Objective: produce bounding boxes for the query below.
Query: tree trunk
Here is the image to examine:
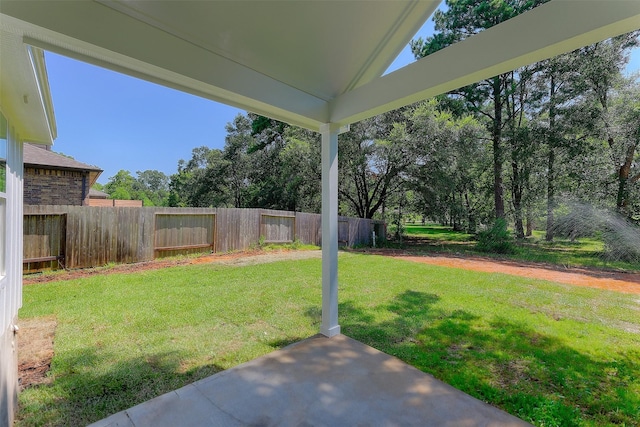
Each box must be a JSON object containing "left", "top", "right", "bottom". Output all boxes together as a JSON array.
[
  {"left": 507, "top": 72, "right": 524, "bottom": 239},
  {"left": 526, "top": 210, "right": 533, "bottom": 237},
  {"left": 451, "top": 191, "right": 461, "bottom": 231},
  {"left": 616, "top": 143, "right": 636, "bottom": 214},
  {"left": 545, "top": 75, "right": 556, "bottom": 242},
  {"left": 545, "top": 146, "right": 555, "bottom": 241},
  {"left": 512, "top": 159, "right": 525, "bottom": 239},
  {"left": 465, "top": 192, "right": 476, "bottom": 234},
  {"left": 492, "top": 76, "right": 505, "bottom": 220},
  {"left": 395, "top": 195, "right": 404, "bottom": 241}
]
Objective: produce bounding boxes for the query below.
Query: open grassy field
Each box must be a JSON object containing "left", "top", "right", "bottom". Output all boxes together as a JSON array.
[
  {"left": 18, "top": 253, "right": 640, "bottom": 426},
  {"left": 399, "top": 223, "right": 640, "bottom": 272}
]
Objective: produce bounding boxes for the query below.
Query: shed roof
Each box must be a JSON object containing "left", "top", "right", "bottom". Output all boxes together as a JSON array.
[
  {"left": 89, "top": 188, "right": 109, "bottom": 198},
  {"left": 2, "top": 1, "right": 638, "bottom": 132}
]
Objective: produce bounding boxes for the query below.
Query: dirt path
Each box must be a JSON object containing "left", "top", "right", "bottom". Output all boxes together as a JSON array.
[
  {"left": 23, "top": 250, "right": 323, "bottom": 285},
  {"left": 381, "top": 252, "right": 640, "bottom": 295}
]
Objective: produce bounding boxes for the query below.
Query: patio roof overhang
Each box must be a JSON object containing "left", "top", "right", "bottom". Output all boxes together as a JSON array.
[
  {"left": 2, "top": 1, "right": 639, "bottom": 132},
  {"left": 1, "top": 0, "right": 639, "bottom": 337}
]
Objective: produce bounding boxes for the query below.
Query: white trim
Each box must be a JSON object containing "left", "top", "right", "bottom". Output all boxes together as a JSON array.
[
  {"left": 320, "top": 123, "right": 340, "bottom": 338},
  {"left": 0, "top": 112, "right": 23, "bottom": 334},
  {"left": 26, "top": 45, "right": 57, "bottom": 141}
]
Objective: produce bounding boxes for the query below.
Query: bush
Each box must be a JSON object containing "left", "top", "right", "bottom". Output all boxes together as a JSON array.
[{"left": 476, "top": 218, "right": 515, "bottom": 254}]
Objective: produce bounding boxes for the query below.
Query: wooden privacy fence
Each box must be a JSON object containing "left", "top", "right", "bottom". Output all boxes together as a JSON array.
[{"left": 23, "top": 206, "right": 385, "bottom": 272}]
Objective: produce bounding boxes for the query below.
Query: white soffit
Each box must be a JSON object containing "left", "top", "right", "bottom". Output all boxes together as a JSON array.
[
  {"left": 0, "top": 23, "right": 55, "bottom": 144},
  {"left": 0, "top": 0, "right": 437, "bottom": 130},
  {"left": 0, "top": 0, "right": 639, "bottom": 131},
  {"left": 331, "top": 0, "right": 640, "bottom": 125},
  {"left": 99, "top": 0, "right": 438, "bottom": 99}
]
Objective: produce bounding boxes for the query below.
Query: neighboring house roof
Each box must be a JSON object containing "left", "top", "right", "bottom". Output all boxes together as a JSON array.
[
  {"left": 24, "top": 143, "right": 101, "bottom": 171},
  {"left": 89, "top": 188, "right": 109, "bottom": 199},
  {"left": 24, "top": 143, "right": 103, "bottom": 187}
]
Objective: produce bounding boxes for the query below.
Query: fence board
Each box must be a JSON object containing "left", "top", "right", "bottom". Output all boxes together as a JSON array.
[
  {"left": 338, "top": 220, "right": 349, "bottom": 245},
  {"left": 261, "top": 214, "right": 295, "bottom": 243},
  {"left": 295, "top": 212, "right": 322, "bottom": 246},
  {"left": 23, "top": 213, "right": 66, "bottom": 272},
  {"left": 216, "top": 208, "right": 262, "bottom": 252},
  {"left": 154, "top": 213, "right": 215, "bottom": 257}
]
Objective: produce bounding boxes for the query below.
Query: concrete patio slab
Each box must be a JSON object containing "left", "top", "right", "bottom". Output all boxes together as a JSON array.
[{"left": 89, "top": 334, "right": 532, "bottom": 427}]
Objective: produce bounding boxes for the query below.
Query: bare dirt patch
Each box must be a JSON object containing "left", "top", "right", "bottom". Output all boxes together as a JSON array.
[
  {"left": 18, "top": 316, "right": 57, "bottom": 390},
  {"left": 356, "top": 248, "right": 640, "bottom": 295},
  {"left": 193, "top": 250, "right": 322, "bottom": 267},
  {"left": 23, "top": 249, "right": 322, "bottom": 285},
  {"left": 400, "top": 254, "right": 640, "bottom": 294}
]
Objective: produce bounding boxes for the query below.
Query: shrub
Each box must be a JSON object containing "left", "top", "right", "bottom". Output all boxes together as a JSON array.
[{"left": 476, "top": 218, "right": 515, "bottom": 254}]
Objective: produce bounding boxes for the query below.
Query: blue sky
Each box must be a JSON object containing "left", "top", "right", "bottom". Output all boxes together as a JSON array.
[{"left": 45, "top": 22, "right": 639, "bottom": 185}]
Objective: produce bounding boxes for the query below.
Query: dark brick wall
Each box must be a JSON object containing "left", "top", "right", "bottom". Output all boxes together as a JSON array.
[{"left": 24, "top": 167, "right": 89, "bottom": 206}]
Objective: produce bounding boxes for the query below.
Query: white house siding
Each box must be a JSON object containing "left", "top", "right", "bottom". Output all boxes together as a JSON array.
[{"left": 0, "top": 114, "right": 24, "bottom": 427}]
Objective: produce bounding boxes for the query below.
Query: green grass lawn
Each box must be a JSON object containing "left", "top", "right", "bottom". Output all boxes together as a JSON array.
[
  {"left": 400, "top": 223, "right": 640, "bottom": 272},
  {"left": 18, "top": 254, "right": 640, "bottom": 426}
]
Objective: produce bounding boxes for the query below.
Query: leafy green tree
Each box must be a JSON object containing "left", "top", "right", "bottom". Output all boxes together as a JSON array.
[
  {"left": 279, "top": 127, "right": 322, "bottom": 212},
  {"left": 223, "top": 114, "right": 252, "bottom": 208},
  {"left": 249, "top": 114, "right": 289, "bottom": 154},
  {"left": 411, "top": 0, "right": 547, "bottom": 223},
  {"left": 104, "top": 169, "right": 136, "bottom": 200},
  {"left": 528, "top": 55, "right": 576, "bottom": 239},
  {"left": 606, "top": 79, "right": 640, "bottom": 216},
  {"left": 136, "top": 169, "right": 169, "bottom": 206},
  {"left": 406, "top": 100, "right": 489, "bottom": 233},
  {"left": 243, "top": 113, "right": 321, "bottom": 211},
  {"left": 168, "top": 146, "right": 229, "bottom": 207},
  {"left": 338, "top": 111, "right": 415, "bottom": 219},
  {"left": 580, "top": 32, "right": 640, "bottom": 216}
]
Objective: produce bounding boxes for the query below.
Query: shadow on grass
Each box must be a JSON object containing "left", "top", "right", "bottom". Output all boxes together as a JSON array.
[
  {"left": 340, "top": 290, "right": 640, "bottom": 426},
  {"left": 18, "top": 290, "right": 638, "bottom": 426},
  {"left": 19, "top": 327, "right": 319, "bottom": 427},
  {"left": 18, "top": 348, "right": 227, "bottom": 426}
]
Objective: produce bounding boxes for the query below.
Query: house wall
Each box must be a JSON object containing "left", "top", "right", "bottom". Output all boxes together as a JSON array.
[
  {"left": 0, "top": 112, "right": 23, "bottom": 427},
  {"left": 24, "top": 167, "right": 89, "bottom": 206}
]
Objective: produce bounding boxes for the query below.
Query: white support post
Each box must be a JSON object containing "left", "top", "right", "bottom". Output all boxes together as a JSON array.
[{"left": 320, "top": 123, "right": 340, "bottom": 337}]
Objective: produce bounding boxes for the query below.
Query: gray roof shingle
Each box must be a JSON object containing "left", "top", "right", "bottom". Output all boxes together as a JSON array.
[{"left": 24, "top": 143, "right": 102, "bottom": 172}]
